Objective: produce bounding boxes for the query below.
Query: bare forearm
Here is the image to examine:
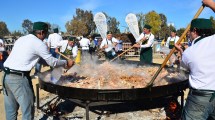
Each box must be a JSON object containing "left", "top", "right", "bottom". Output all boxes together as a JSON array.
[{"left": 203, "top": 0, "right": 215, "bottom": 12}]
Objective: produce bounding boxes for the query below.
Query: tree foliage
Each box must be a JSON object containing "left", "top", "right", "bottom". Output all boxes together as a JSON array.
[
  {"left": 102, "top": 12, "right": 120, "bottom": 34},
  {"left": 65, "top": 8, "right": 96, "bottom": 36},
  {"left": 210, "top": 16, "right": 215, "bottom": 33},
  {"left": 144, "top": 11, "right": 162, "bottom": 36},
  {"left": 22, "top": 19, "right": 33, "bottom": 34},
  {"left": 136, "top": 13, "right": 145, "bottom": 33},
  {"left": 66, "top": 19, "right": 88, "bottom": 36},
  {"left": 11, "top": 30, "right": 23, "bottom": 37},
  {"left": 0, "top": 21, "right": 10, "bottom": 38}
]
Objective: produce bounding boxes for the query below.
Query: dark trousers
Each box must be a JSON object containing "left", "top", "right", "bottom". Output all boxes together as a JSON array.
[
  {"left": 50, "top": 48, "right": 59, "bottom": 58},
  {"left": 182, "top": 89, "right": 215, "bottom": 120}
]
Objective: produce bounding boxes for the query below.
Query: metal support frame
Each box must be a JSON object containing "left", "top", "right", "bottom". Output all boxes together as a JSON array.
[
  {"left": 36, "top": 82, "right": 186, "bottom": 120},
  {"left": 36, "top": 84, "right": 40, "bottom": 109},
  {"left": 68, "top": 98, "right": 124, "bottom": 120},
  {"left": 0, "top": 85, "right": 3, "bottom": 94}
]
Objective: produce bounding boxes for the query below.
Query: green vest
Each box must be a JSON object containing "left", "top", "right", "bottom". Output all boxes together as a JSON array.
[
  {"left": 140, "top": 33, "right": 152, "bottom": 64},
  {"left": 169, "top": 37, "right": 176, "bottom": 49},
  {"left": 63, "top": 44, "right": 73, "bottom": 56}
]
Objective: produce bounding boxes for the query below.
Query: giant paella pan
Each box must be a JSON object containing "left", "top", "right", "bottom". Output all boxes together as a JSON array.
[{"left": 38, "top": 60, "right": 189, "bottom": 101}]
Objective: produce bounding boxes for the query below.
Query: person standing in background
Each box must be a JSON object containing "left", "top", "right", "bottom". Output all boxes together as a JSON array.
[
  {"left": 165, "top": 29, "right": 180, "bottom": 67},
  {"left": 79, "top": 34, "right": 90, "bottom": 62},
  {"left": 88, "top": 35, "right": 97, "bottom": 60},
  {"left": 55, "top": 37, "right": 78, "bottom": 60},
  {"left": 100, "top": 31, "right": 118, "bottom": 60},
  {"left": 133, "top": 24, "right": 155, "bottom": 64},
  {"left": 114, "top": 34, "right": 124, "bottom": 59},
  {"left": 0, "top": 38, "right": 5, "bottom": 71},
  {"left": 47, "top": 28, "right": 63, "bottom": 59},
  {"left": 0, "top": 38, "right": 9, "bottom": 72}
]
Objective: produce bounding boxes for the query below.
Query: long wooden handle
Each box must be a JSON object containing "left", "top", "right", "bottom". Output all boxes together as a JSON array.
[
  {"left": 146, "top": 4, "right": 205, "bottom": 88},
  {"left": 57, "top": 52, "right": 71, "bottom": 60},
  {"left": 110, "top": 45, "right": 136, "bottom": 62}
]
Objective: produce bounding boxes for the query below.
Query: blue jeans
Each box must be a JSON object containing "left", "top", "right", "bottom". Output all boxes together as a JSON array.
[
  {"left": 182, "top": 90, "right": 215, "bottom": 120},
  {"left": 34, "top": 63, "right": 41, "bottom": 75},
  {"left": 50, "top": 48, "right": 59, "bottom": 58},
  {"left": 2, "top": 72, "right": 35, "bottom": 120}
]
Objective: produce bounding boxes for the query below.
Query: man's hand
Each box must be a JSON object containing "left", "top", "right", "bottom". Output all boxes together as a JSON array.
[
  {"left": 103, "top": 45, "right": 108, "bottom": 49},
  {"left": 202, "top": 0, "right": 215, "bottom": 12},
  {"left": 202, "top": 0, "right": 213, "bottom": 6},
  {"left": 133, "top": 44, "right": 141, "bottom": 48},
  {"left": 55, "top": 48, "right": 59, "bottom": 53},
  {"left": 141, "top": 36, "right": 148, "bottom": 42},
  {"left": 65, "top": 59, "right": 75, "bottom": 69}
]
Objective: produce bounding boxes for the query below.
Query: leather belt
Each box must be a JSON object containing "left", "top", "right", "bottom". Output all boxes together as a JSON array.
[
  {"left": 190, "top": 88, "right": 215, "bottom": 102},
  {"left": 190, "top": 89, "right": 213, "bottom": 96},
  {"left": 2, "top": 67, "right": 30, "bottom": 96},
  {"left": 4, "top": 67, "right": 30, "bottom": 77}
]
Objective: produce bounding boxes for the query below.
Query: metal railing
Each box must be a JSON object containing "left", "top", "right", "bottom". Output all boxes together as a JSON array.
[{"left": 122, "top": 42, "right": 188, "bottom": 58}]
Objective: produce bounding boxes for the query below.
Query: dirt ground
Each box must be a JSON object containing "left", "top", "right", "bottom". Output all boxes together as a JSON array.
[{"left": 0, "top": 54, "right": 189, "bottom": 120}]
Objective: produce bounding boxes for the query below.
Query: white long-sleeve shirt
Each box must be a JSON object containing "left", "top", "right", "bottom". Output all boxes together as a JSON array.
[
  {"left": 100, "top": 37, "right": 118, "bottom": 52},
  {"left": 79, "top": 37, "right": 90, "bottom": 50},
  {"left": 57, "top": 40, "right": 78, "bottom": 58},
  {"left": 47, "top": 33, "right": 63, "bottom": 48},
  {"left": 165, "top": 36, "right": 179, "bottom": 47},
  {"left": 0, "top": 39, "right": 5, "bottom": 52},
  {"left": 136, "top": 33, "right": 155, "bottom": 48},
  {"left": 181, "top": 34, "right": 215, "bottom": 91},
  {"left": 4, "top": 34, "right": 66, "bottom": 71}
]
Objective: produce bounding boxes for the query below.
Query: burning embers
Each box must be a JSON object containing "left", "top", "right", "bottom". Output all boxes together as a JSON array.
[{"left": 40, "top": 62, "right": 187, "bottom": 89}]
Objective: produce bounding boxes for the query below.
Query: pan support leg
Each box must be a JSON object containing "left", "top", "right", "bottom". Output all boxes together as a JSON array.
[
  {"left": 0, "top": 85, "right": 2, "bottom": 94},
  {"left": 36, "top": 84, "right": 40, "bottom": 109},
  {"left": 180, "top": 91, "right": 184, "bottom": 113},
  {"left": 85, "top": 100, "right": 90, "bottom": 120}
]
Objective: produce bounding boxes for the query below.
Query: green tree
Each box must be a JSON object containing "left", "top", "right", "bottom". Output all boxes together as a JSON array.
[
  {"left": 136, "top": 13, "right": 145, "bottom": 33},
  {"left": 0, "top": 21, "right": 10, "bottom": 38},
  {"left": 66, "top": 19, "right": 88, "bottom": 36},
  {"left": 22, "top": 19, "right": 33, "bottom": 34},
  {"left": 157, "top": 13, "right": 169, "bottom": 39},
  {"left": 210, "top": 16, "right": 215, "bottom": 30},
  {"left": 177, "top": 28, "right": 185, "bottom": 37},
  {"left": 65, "top": 8, "right": 96, "bottom": 36},
  {"left": 107, "top": 17, "right": 120, "bottom": 34},
  {"left": 144, "top": 11, "right": 162, "bottom": 36},
  {"left": 11, "top": 30, "right": 23, "bottom": 37},
  {"left": 103, "top": 12, "right": 120, "bottom": 34}
]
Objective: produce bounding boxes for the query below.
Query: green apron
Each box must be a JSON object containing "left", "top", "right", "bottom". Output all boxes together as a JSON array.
[
  {"left": 169, "top": 39, "right": 175, "bottom": 49},
  {"left": 140, "top": 39, "right": 153, "bottom": 64},
  {"left": 62, "top": 44, "right": 73, "bottom": 59},
  {"left": 105, "top": 50, "right": 115, "bottom": 60}
]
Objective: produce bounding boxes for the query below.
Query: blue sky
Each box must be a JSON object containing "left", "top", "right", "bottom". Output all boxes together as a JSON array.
[{"left": 0, "top": 0, "right": 214, "bottom": 33}]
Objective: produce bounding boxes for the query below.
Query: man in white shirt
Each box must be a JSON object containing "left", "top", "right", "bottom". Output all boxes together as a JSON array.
[
  {"left": 79, "top": 34, "right": 90, "bottom": 62},
  {"left": 165, "top": 30, "right": 180, "bottom": 67},
  {"left": 2, "top": 22, "right": 74, "bottom": 120},
  {"left": 133, "top": 24, "right": 155, "bottom": 64},
  {"left": 179, "top": 18, "right": 215, "bottom": 119},
  {"left": 47, "top": 28, "right": 63, "bottom": 58},
  {"left": 100, "top": 31, "right": 118, "bottom": 60},
  {"left": 56, "top": 37, "right": 78, "bottom": 60},
  {"left": 0, "top": 38, "right": 5, "bottom": 71}
]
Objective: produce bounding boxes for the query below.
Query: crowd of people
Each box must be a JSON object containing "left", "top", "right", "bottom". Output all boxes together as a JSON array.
[{"left": 1, "top": 0, "right": 215, "bottom": 119}]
